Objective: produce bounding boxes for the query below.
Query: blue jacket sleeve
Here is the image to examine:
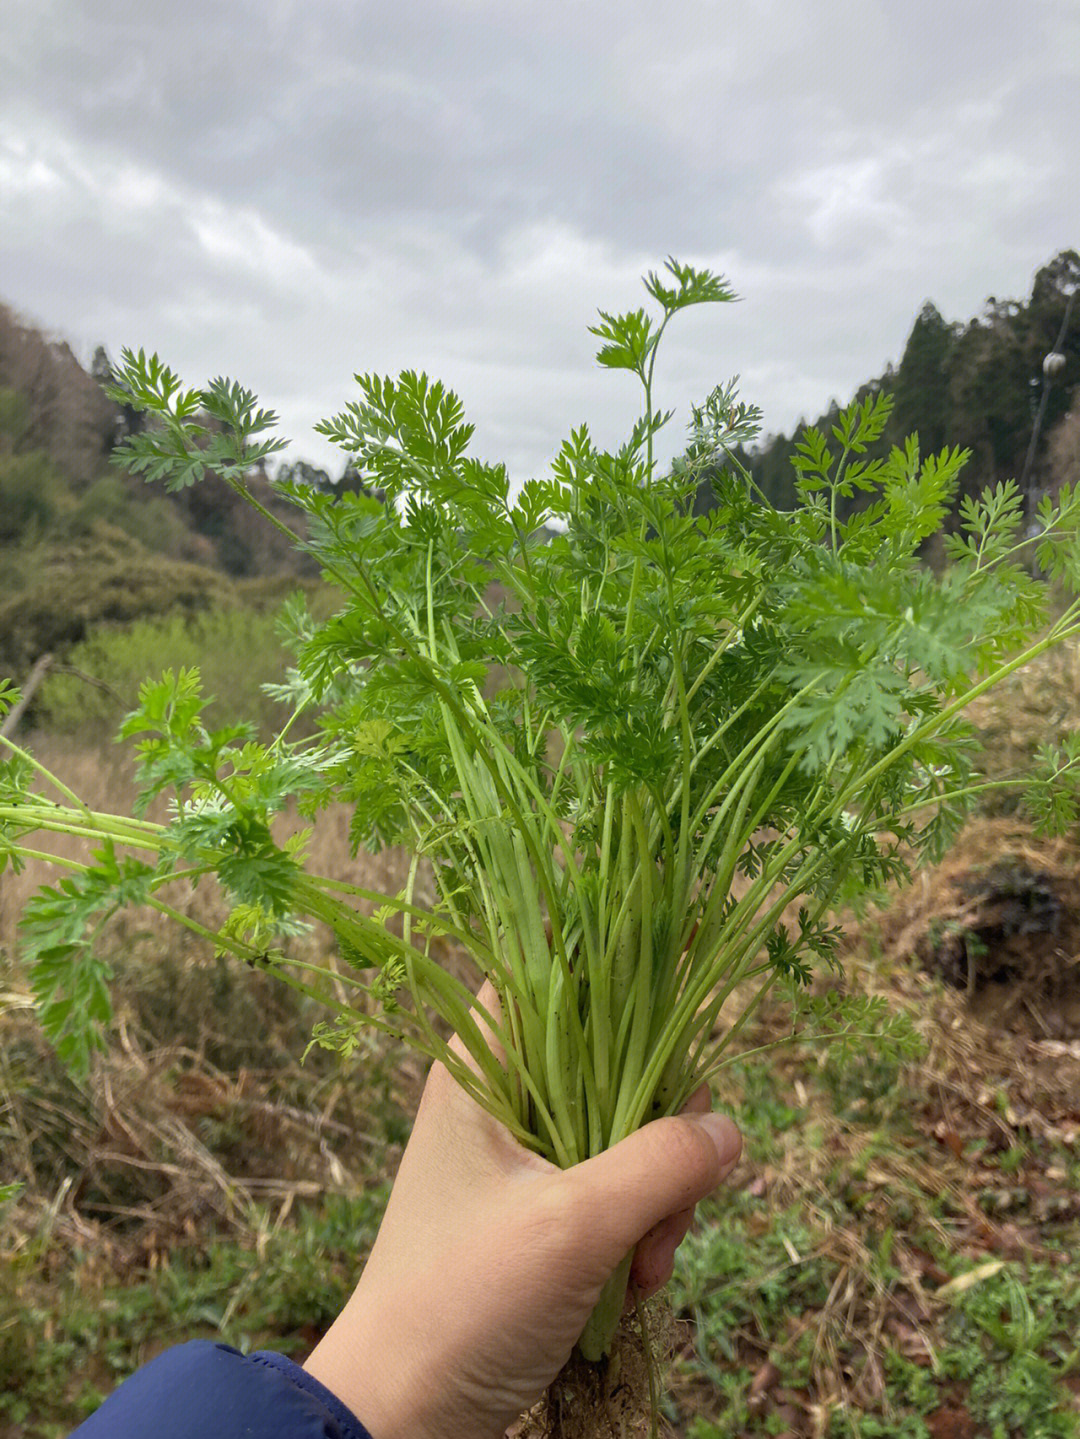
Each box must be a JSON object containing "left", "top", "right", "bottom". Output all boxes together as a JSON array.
[{"left": 67, "top": 1340, "right": 374, "bottom": 1439}]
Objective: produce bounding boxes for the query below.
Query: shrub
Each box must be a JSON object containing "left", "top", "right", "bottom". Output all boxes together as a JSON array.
[
  {"left": 0, "top": 450, "right": 71, "bottom": 546},
  {"left": 65, "top": 474, "right": 203, "bottom": 560},
  {"left": 36, "top": 604, "right": 295, "bottom": 740},
  {"left": 0, "top": 525, "right": 239, "bottom": 679}
]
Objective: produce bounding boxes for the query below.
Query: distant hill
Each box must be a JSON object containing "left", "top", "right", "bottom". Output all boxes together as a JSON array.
[
  {"left": 0, "top": 303, "right": 330, "bottom": 680},
  {"left": 0, "top": 300, "right": 327, "bottom": 577}
]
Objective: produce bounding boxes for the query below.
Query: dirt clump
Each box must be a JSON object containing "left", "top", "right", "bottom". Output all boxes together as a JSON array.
[{"left": 878, "top": 818, "right": 1080, "bottom": 1041}]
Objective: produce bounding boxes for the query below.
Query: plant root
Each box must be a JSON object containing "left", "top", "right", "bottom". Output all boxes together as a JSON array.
[{"left": 511, "top": 1297, "right": 681, "bottom": 1439}]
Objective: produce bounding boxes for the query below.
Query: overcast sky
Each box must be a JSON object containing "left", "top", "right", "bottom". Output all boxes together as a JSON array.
[{"left": 3, "top": 0, "right": 1078, "bottom": 480}]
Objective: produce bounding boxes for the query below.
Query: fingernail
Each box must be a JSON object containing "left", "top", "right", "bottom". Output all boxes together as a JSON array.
[{"left": 690, "top": 1112, "right": 742, "bottom": 1170}]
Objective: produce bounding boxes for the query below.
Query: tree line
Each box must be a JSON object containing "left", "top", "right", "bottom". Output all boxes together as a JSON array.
[{"left": 712, "top": 250, "right": 1079, "bottom": 525}]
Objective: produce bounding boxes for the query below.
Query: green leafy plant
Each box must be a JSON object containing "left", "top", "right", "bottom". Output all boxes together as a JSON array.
[
  {"left": 5, "top": 260, "right": 1080, "bottom": 1368},
  {"left": 944, "top": 1264, "right": 1080, "bottom": 1438}
]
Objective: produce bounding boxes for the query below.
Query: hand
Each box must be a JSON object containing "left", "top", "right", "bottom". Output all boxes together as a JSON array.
[{"left": 303, "top": 985, "right": 741, "bottom": 1439}]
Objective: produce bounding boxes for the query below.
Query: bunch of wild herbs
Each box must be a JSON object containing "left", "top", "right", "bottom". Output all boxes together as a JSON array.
[{"left": 4, "top": 260, "right": 1080, "bottom": 1358}]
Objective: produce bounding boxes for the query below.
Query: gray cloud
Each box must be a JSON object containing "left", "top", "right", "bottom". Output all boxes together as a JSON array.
[{"left": 2, "top": 0, "right": 1076, "bottom": 478}]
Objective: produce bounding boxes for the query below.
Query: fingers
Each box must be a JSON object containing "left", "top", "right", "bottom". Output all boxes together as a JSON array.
[
  {"left": 628, "top": 1205, "right": 695, "bottom": 1303},
  {"left": 441, "top": 981, "right": 743, "bottom": 1287},
  {"left": 440, "top": 978, "right": 509, "bottom": 1081},
  {"left": 566, "top": 1108, "right": 742, "bottom": 1277},
  {"left": 628, "top": 1085, "right": 729, "bottom": 1300},
  {"left": 681, "top": 1083, "right": 712, "bottom": 1116},
  {"left": 451, "top": 978, "right": 505, "bottom": 1053}
]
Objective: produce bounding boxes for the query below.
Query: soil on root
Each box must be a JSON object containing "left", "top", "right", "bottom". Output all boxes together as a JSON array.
[{"left": 510, "top": 1300, "right": 680, "bottom": 1439}]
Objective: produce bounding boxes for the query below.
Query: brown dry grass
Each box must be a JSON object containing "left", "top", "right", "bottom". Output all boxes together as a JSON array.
[
  {"left": 876, "top": 815, "right": 1080, "bottom": 1038},
  {"left": 1, "top": 733, "right": 430, "bottom": 1271},
  {"left": 965, "top": 633, "right": 1080, "bottom": 809}
]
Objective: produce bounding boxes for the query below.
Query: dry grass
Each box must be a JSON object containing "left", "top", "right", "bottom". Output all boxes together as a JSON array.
[
  {"left": 965, "top": 633, "right": 1080, "bottom": 810},
  {"left": 1, "top": 733, "right": 430, "bottom": 1273}
]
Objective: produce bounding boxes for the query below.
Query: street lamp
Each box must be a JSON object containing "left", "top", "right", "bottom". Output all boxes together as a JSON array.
[
  {"left": 1043, "top": 351, "right": 1068, "bottom": 379},
  {"left": 1021, "top": 289, "right": 1076, "bottom": 523}
]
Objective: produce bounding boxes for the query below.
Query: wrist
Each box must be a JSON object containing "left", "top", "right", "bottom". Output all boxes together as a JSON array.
[{"left": 302, "top": 1289, "right": 457, "bottom": 1439}]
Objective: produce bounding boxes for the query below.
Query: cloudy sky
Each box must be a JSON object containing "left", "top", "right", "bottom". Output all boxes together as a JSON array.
[{"left": 3, "top": 0, "right": 1077, "bottom": 479}]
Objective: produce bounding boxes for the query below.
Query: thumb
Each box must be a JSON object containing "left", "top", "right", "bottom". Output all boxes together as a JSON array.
[{"left": 563, "top": 1111, "right": 742, "bottom": 1274}]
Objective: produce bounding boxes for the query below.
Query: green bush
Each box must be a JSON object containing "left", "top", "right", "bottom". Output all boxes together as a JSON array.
[
  {"left": 66, "top": 474, "right": 199, "bottom": 558},
  {"left": 0, "top": 524, "right": 241, "bottom": 678},
  {"left": 0, "top": 450, "right": 71, "bottom": 546},
  {"left": 38, "top": 604, "right": 297, "bottom": 739}
]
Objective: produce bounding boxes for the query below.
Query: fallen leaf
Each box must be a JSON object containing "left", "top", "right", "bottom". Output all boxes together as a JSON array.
[
  {"left": 936, "top": 1259, "right": 1005, "bottom": 1298},
  {"left": 748, "top": 1361, "right": 781, "bottom": 1406},
  {"left": 906, "top": 1245, "right": 949, "bottom": 1286},
  {"left": 933, "top": 1123, "right": 966, "bottom": 1160},
  {"left": 773, "top": 1388, "right": 812, "bottom": 1409}
]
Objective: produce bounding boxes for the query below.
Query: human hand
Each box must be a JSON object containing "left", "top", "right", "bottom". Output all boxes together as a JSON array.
[{"left": 303, "top": 985, "right": 741, "bottom": 1439}]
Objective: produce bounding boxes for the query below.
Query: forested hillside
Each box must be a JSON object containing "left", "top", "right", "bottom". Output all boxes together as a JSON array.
[
  {"left": 718, "top": 249, "right": 1080, "bottom": 523},
  {"left": 0, "top": 303, "right": 331, "bottom": 693}
]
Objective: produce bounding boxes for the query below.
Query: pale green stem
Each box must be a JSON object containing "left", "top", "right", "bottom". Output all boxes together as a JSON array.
[
  {"left": 0, "top": 737, "right": 96, "bottom": 816},
  {"left": 0, "top": 810, "right": 164, "bottom": 852}
]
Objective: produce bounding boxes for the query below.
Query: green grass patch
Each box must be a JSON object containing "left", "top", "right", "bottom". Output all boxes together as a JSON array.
[
  {"left": 666, "top": 1042, "right": 1080, "bottom": 1438},
  {"left": 0, "top": 1189, "right": 388, "bottom": 1438},
  {"left": 36, "top": 604, "right": 296, "bottom": 741}
]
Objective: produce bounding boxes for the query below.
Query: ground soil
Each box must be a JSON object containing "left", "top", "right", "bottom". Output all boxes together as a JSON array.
[{"left": 878, "top": 816, "right": 1080, "bottom": 1043}]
